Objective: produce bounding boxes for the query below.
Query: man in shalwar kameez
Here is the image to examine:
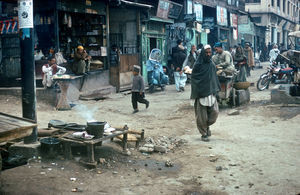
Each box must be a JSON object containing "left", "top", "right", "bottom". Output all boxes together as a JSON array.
[{"left": 191, "top": 45, "right": 221, "bottom": 142}]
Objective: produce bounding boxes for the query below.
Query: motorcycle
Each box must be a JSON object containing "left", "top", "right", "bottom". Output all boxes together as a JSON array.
[
  {"left": 146, "top": 49, "right": 169, "bottom": 93},
  {"left": 256, "top": 61, "right": 295, "bottom": 91}
]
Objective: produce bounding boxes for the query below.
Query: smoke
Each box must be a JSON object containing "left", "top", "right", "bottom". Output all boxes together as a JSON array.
[{"left": 74, "top": 104, "right": 97, "bottom": 122}]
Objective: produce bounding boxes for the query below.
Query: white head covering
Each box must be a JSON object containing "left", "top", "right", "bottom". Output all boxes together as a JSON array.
[{"left": 204, "top": 45, "right": 211, "bottom": 50}]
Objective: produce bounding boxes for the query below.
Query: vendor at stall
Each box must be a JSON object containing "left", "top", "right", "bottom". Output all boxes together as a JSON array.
[
  {"left": 72, "top": 46, "right": 91, "bottom": 75},
  {"left": 42, "top": 57, "right": 66, "bottom": 88},
  {"left": 212, "top": 42, "right": 235, "bottom": 75}
]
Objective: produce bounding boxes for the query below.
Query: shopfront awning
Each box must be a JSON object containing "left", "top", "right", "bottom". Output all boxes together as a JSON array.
[
  {"left": 149, "top": 16, "right": 174, "bottom": 24},
  {"left": 121, "top": 0, "right": 153, "bottom": 9}
]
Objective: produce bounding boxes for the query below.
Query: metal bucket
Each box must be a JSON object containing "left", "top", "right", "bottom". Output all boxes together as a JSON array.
[
  {"left": 40, "top": 137, "right": 60, "bottom": 159},
  {"left": 86, "top": 122, "right": 105, "bottom": 138}
]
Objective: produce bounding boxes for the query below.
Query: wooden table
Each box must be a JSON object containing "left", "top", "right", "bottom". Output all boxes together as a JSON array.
[
  {"left": 53, "top": 75, "right": 82, "bottom": 111},
  {"left": 58, "top": 127, "right": 129, "bottom": 167},
  {"left": 0, "top": 112, "right": 37, "bottom": 170},
  {"left": 0, "top": 112, "right": 37, "bottom": 143}
]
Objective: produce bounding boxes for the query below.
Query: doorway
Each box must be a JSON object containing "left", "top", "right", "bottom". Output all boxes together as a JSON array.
[{"left": 150, "top": 38, "right": 157, "bottom": 51}]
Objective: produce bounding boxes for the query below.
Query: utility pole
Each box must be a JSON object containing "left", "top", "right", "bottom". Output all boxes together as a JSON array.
[{"left": 18, "top": 0, "right": 37, "bottom": 144}]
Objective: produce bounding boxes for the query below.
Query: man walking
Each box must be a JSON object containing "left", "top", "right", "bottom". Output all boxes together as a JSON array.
[{"left": 191, "top": 45, "right": 221, "bottom": 142}]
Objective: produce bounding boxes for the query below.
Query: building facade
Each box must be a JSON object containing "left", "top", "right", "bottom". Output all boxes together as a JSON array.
[{"left": 245, "top": 0, "right": 300, "bottom": 49}]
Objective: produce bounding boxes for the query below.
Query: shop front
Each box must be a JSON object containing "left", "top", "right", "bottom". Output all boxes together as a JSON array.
[
  {"left": 109, "top": 2, "right": 152, "bottom": 92},
  {"left": 0, "top": 0, "right": 113, "bottom": 100},
  {"left": 141, "top": 18, "right": 171, "bottom": 83}
]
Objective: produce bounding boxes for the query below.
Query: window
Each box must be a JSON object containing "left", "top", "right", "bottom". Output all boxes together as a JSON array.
[
  {"left": 245, "top": 0, "right": 261, "bottom": 3},
  {"left": 283, "top": 0, "right": 286, "bottom": 13},
  {"left": 277, "top": 0, "right": 280, "bottom": 8},
  {"left": 288, "top": 1, "right": 290, "bottom": 14},
  {"left": 252, "top": 17, "right": 262, "bottom": 23},
  {"left": 271, "top": 0, "right": 274, "bottom": 7}
]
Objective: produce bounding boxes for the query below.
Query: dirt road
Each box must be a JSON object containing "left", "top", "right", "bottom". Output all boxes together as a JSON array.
[{"left": 0, "top": 62, "right": 299, "bottom": 195}]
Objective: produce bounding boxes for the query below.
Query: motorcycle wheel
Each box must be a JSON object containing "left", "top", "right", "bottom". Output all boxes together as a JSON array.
[{"left": 257, "top": 74, "right": 270, "bottom": 91}]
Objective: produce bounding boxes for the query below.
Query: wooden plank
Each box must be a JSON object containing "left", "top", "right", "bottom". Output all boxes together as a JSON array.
[
  {"left": 119, "top": 54, "right": 139, "bottom": 73},
  {"left": 0, "top": 127, "right": 34, "bottom": 143},
  {"left": 0, "top": 112, "right": 36, "bottom": 123}
]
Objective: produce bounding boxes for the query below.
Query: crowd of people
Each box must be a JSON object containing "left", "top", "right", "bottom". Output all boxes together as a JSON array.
[
  {"left": 132, "top": 40, "right": 260, "bottom": 142},
  {"left": 41, "top": 41, "right": 284, "bottom": 142}
]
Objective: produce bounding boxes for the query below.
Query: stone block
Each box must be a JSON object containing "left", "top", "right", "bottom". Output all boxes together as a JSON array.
[
  {"left": 271, "top": 87, "right": 300, "bottom": 104},
  {"left": 236, "top": 89, "right": 250, "bottom": 106},
  {"left": 8, "top": 141, "right": 41, "bottom": 159}
]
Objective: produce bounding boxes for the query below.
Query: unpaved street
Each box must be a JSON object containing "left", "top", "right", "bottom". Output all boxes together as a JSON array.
[{"left": 0, "top": 63, "right": 300, "bottom": 195}]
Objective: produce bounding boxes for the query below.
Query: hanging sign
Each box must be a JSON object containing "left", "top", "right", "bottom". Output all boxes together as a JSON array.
[
  {"left": 194, "top": 3, "right": 203, "bottom": 22},
  {"left": 187, "top": 0, "right": 193, "bottom": 14},
  {"left": 230, "top": 13, "right": 238, "bottom": 28},
  {"left": 157, "top": 0, "right": 170, "bottom": 19},
  {"left": 18, "top": 0, "right": 33, "bottom": 29},
  {"left": 216, "top": 6, "right": 228, "bottom": 26}
]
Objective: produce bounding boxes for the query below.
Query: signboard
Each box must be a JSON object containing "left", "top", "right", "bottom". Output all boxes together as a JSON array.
[
  {"left": 202, "top": 17, "right": 214, "bottom": 29},
  {"left": 230, "top": 13, "right": 238, "bottom": 28},
  {"left": 157, "top": 0, "right": 170, "bottom": 19},
  {"left": 194, "top": 3, "right": 203, "bottom": 22},
  {"left": 216, "top": 6, "right": 227, "bottom": 26},
  {"left": 168, "top": 1, "right": 183, "bottom": 19},
  {"left": 18, "top": 0, "right": 33, "bottom": 29},
  {"left": 233, "top": 28, "right": 238, "bottom": 40},
  {"left": 238, "top": 15, "right": 248, "bottom": 25},
  {"left": 187, "top": 0, "right": 193, "bottom": 14},
  {"left": 196, "top": 23, "right": 202, "bottom": 32},
  {"left": 238, "top": 22, "right": 255, "bottom": 35}
]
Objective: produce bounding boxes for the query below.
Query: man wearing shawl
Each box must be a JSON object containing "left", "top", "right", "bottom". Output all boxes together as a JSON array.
[
  {"left": 191, "top": 45, "right": 221, "bottom": 142},
  {"left": 234, "top": 46, "right": 247, "bottom": 82},
  {"left": 243, "top": 43, "right": 255, "bottom": 77},
  {"left": 212, "top": 42, "right": 235, "bottom": 75}
]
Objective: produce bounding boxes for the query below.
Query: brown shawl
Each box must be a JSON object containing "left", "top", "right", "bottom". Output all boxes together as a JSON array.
[{"left": 244, "top": 47, "right": 254, "bottom": 67}]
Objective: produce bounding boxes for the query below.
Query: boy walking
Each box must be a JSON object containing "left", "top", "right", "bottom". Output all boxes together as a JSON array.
[{"left": 132, "top": 65, "right": 149, "bottom": 113}]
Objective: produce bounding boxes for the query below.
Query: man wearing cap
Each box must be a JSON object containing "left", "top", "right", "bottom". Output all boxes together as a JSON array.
[
  {"left": 72, "top": 46, "right": 91, "bottom": 75},
  {"left": 191, "top": 45, "right": 221, "bottom": 142},
  {"left": 212, "top": 42, "right": 235, "bottom": 75},
  {"left": 131, "top": 65, "right": 149, "bottom": 113}
]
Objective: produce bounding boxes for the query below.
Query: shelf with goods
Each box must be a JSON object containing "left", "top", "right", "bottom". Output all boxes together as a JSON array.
[{"left": 58, "top": 12, "right": 106, "bottom": 70}]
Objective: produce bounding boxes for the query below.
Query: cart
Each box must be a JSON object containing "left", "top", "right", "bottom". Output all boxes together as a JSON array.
[
  {"left": 0, "top": 112, "right": 37, "bottom": 170},
  {"left": 217, "top": 75, "right": 236, "bottom": 106}
]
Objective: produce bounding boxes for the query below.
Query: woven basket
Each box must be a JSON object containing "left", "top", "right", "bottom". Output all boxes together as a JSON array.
[{"left": 233, "top": 82, "right": 251, "bottom": 90}]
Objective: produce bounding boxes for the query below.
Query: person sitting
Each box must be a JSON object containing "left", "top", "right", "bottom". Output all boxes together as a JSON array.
[
  {"left": 42, "top": 57, "right": 66, "bottom": 88},
  {"left": 269, "top": 44, "right": 280, "bottom": 64},
  {"left": 212, "top": 42, "right": 235, "bottom": 75},
  {"left": 72, "top": 46, "right": 91, "bottom": 75}
]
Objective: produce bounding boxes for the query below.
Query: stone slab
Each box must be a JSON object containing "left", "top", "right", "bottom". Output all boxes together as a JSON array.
[{"left": 8, "top": 141, "right": 41, "bottom": 159}]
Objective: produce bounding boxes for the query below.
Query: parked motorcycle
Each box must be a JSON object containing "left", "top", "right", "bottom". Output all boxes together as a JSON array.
[
  {"left": 256, "top": 62, "right": 295, "bottom": 91},
  {"left": 146, "top": 49, "right": 169, "bottom": 93}
]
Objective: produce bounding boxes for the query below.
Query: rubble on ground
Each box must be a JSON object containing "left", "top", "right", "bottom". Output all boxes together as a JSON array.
[{"left": 138, "top": 136, "right": 187, "bottom": 154}]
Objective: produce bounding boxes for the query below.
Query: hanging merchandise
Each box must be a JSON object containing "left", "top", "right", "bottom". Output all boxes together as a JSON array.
[
  {"left": 233, "top": 28, "right": 238, "bottom": 40},
  {"left": 67, "top": 15, "right": 72, "bottom": 28},
  {"left": 34, "top": 14, "right": 40, "bottom": 25},
  {"left": 5, "top": 20, "right": 12, "bottom": 34},
  {"left": 55, "top": 52, "right": 67, "bottom": 65},
  {"left": 12, "top": 20, "right": 18, "bottom": 33},
  {"left": 0, "top": 21, "right": 5, "bottom": 34},
  {"left": 63, "top": 13, "right": 68, "bottom": 25}
]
